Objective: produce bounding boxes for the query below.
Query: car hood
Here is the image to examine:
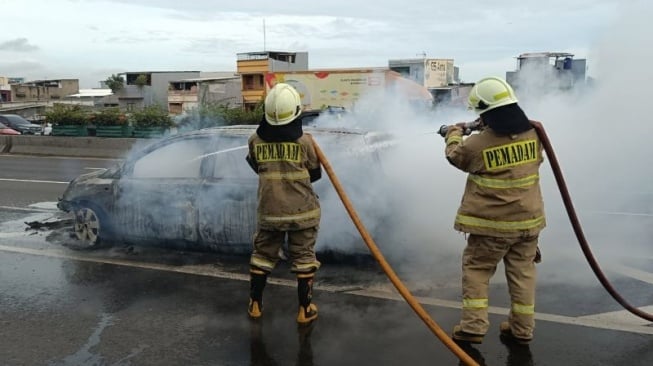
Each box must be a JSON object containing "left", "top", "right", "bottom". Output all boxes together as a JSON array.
[
  {"left": 59, "top": 168, "right": 111, "bottom": 211},
  {"left": 73, "top": 168, "right": 109, "bottom": 183}
]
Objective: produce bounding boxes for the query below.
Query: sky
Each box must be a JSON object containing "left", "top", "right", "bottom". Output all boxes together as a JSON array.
[{"left": 0, "top": 0, "right": 634, "bottom": 88}]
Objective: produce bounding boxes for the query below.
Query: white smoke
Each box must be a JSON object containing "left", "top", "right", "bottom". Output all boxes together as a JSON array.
[{"left": 312, "top": 1, "right": 653, "bottom": 287}]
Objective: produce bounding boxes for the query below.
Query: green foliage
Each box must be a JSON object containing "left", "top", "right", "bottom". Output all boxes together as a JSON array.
[
  {"left": 91, "top": 108, "right": 126, "bottom": 126},
  {"left": 45, "top": 104, "right": 89, "bottom": 126},
  {"left": 134, "top": 74, "right": 148, "bottom": 88},
  {"left": 130, "top": 106, "right": 174, "bottom": 128},
  {"left": 105, "top": 74, "right": 124, "bottom": 93},
  {"left": 213, "top": 102, "right": 264, "bottom": 125},
  {"left": 177, "top": 102, "right": 264, "bottom": 131}
]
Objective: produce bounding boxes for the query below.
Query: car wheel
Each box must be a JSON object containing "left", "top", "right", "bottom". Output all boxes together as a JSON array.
[{"left": 74, "top": 205, "right": 106, "bottom": 248}]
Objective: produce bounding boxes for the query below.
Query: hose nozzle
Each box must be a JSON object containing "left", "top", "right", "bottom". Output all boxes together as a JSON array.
[{"left": 438, "top": 119, "right": 482, "bottom": 137}]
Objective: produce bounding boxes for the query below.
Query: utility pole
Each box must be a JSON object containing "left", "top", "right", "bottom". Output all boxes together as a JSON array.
[{"left": 263, "top": 19, "right": 266, "bottom": 51}]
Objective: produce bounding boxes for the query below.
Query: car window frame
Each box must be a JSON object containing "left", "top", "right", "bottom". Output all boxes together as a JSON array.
[
  {"left": 201, "top": 133, "right": 252, "bottom": 181},
  {"left": 121, "top": 135, "right": 216, "bottom": 180}
]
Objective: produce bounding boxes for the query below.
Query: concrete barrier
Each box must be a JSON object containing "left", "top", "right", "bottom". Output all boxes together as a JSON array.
[
  {"left": 0, "top": 135, "right": 11, "bottom": 153},
  {"left": 6, "top": 135, "right": 149, "bottom": 159}
]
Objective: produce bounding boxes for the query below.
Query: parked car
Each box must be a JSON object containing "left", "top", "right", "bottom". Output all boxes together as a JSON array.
[
  {"left": 0, "top": 122, "right": 20, "bottom": 135},
  {"left": 57, "top": 125, "right": 396, "bottom": 257},
  {"left": 0, "top": 114, "right": 43, "bottom": 135}
]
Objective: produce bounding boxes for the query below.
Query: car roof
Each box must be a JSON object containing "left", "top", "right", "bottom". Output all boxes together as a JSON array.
[
  {"left": 175, "top": 124, "right": 384, "bottom": 140},
  {"left": 0, "top": 114, "right": 32, "bottom": 123},
  {"left": 132, "top": 124, "right": 396, "bottom": 159}
]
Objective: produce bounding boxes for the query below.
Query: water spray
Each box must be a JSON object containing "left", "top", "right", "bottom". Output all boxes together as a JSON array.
[{"left": 189, "top": 145, "right": 248, "bottom": 162}]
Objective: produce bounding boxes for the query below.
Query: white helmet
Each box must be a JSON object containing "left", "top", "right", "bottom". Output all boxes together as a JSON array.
[
  {"left": 467, "top": 76, "right": 518, "bottom": 114},
  {"left": 264, "top": 83, "right": 302, "bottom": 125}
]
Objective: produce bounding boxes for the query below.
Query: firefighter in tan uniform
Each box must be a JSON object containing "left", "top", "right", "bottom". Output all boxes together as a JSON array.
[
  {"left": 245, "top": 83, "right": 322, "bottom": 324},
  {"left": 441, "top": 77, "right": 545, "bottom": 345}
]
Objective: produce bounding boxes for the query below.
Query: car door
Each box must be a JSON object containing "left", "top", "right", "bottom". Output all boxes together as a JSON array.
[
  {"left": 114, "top": 136, "right": 212, "bottom": 243},
  {"left": 197, "top": 135, "right": 258, "bottom": 253}
]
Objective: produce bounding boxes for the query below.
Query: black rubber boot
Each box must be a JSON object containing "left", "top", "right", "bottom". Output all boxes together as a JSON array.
[
  {"left": 297, "top": 274, "right": 317, "bottom": 324},
  {"left": 248, "top": 269, "right": 268, "bottom": 319}
]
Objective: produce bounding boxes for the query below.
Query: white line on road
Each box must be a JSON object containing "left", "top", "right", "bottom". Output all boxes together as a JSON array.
[
  {"left": 610, "top": 263, "right": 653, "bottom": 285},
  {"left": 0, "top": 243, "right": 652, "bottom": 335},
  {"left": 0, "top": 154, "right": 120, "bottom": 161},
  {"left": 0, "top": 178, "right": 69, "bottom": 184},
  {"left": 582, "top": 210, "right": 653, "bottom": 217},
  {"left": 0, "top": 232, "right": 29, "bottom": 238},
  {"left": 0, "top": 205, "right": 58, "bottom": 212}
]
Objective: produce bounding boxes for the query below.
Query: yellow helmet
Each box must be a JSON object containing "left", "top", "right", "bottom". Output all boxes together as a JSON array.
[
  {"left": 264, "top": 83, "right": 302, "bottom": 125},
  {"left": 467, "top": 76, "right": 518, "bottom": 114}
]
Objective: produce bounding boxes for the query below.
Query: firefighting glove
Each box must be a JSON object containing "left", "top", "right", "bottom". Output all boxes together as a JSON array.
[{"left": 534, "top": 247, "right": 542, "bottom": 264}]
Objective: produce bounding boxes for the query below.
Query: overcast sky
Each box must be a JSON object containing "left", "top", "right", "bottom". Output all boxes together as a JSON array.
[{"left": 0, "top": 0, "right": 643, "bottom": 88}]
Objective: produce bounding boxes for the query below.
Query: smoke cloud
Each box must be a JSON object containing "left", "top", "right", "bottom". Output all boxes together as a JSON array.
[
  {"left": 105, "top": 2, "right": 652, "bottom": 290},
  {"left": 312, "top": 1, "right": 653, "bottom": 287}
]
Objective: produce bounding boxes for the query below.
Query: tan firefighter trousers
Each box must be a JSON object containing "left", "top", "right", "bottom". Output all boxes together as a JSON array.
[
  {"left": 460, "top": 234, "right": 539, "bottom": 339},
  {"left": 250, "top": 227, "right": 321, "bottom": 274}
]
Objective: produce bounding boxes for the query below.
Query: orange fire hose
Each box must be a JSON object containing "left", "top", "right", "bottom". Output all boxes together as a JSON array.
[{"left": 311, "top": 138, "right": 480, "bottom": 366}]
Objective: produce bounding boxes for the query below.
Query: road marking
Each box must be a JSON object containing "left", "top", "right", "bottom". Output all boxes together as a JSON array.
[
  {"left": 578, "top": 305, "right": 653, "bottom": 327},
  {"left": 582, "top": 210, "right": 653, "bottom": 217},
  {"left": 610, "top": 263, "right": 653, "bottom": 285},
  {"left": 0, "top": 154, "right": 120, "bottom": 161},
  {"left": 0, "top": 205, "right": 58, "bottom": 212},
  {"left": 0, "top": 232, "right": 29, "bottom": 238},
  {"left": 0, "top": 178, "right": 69, "bottom": 184},
  {"left": 0, "top": 243, "right": 652, "bottom": 335}
]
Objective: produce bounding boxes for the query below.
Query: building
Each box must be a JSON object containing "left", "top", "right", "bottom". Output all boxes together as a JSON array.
[
  {"left": 0, "top": 76, "right": 27, "bottom": 102},
  {"left": 105, "top": 71, "right": 201, "bottom": 111},
  {"left": 389, "top": 58, "right": 457, "bottom": 88},
  {"left": 236, "top": 51, "right": 309, "bottom": 110},
  {"left": 389, "top": 58, "right": 470, "bottom": 106},
  {"left": 506, "top": 52, "right": 587, "bottom": 91},
  {"left": 167, "top": 74, "right": 241, "bottom": 115},
  {"left": 10, "top": 79, "right": 80, "bottom": 103},
  {"left": 0, "top": 77, "right": 11, "bottom": 102},
  {"left": 63, "top": 89, "right": 114, "bottom": 107}
]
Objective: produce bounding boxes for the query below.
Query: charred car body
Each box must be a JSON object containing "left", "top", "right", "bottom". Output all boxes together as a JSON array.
[{"left": 58, "top": 125, "right": 396, "bottom": 256}]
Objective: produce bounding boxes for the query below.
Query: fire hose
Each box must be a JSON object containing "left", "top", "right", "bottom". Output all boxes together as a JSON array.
[
  {"left": 311, "top": 137, "right": 480, "bottom": 366},
  {"left": 311, "top": 118, "right": 653, "bottom": 365},
  {"left": 531, "top": 121, "right": 653, "bottom": 322},
  {"left": 441, "top": 120, "right": 653, "bottom": 322}
]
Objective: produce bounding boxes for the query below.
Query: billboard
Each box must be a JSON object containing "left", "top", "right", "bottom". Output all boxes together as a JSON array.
[
  {"left": 265, "top": 71, "right": 388, "bottom": 110},
  {"left": 265, "top": 70, "right": 432, "bottom": 110}
]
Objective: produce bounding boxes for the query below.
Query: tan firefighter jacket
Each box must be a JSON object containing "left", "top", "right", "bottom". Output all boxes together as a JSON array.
[
  {"left": 444, "top": 124, "right": 545, "bottom": 237},
  {"left": 247, "top": 133, "right": 321, "bottom": 231}
]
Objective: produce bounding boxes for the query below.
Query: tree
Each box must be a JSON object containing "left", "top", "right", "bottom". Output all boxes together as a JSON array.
[
  {"left": 134, "top": 74, "right": 149, "bottom": 88},
  {"left": 105, "top": 74, "right": 124, "bottom": 93}
]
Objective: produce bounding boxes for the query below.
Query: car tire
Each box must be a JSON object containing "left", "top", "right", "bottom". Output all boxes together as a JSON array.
[{"left": 73, "top": 204, "right": 109, "bottom": 248}]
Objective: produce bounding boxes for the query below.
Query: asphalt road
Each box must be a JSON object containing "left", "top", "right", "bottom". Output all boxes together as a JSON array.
[
  {"left": 1, "top": 153, "right": 653, "bottom": 366},
  {"left": 0, "top": 155, "right": 117, "bottom": 208}
]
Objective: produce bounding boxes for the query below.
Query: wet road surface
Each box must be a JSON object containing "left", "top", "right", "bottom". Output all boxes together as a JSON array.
[
  {"left": 2, "top": 210, "right": 653, "bottom": 365},
  {"left": 2, "top": 155, "right": 653, "bottom": 365}
]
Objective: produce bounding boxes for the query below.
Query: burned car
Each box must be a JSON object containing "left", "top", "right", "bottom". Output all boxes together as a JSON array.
[{"left": 57, "top": 125, "right": 396, "bottom": 256}]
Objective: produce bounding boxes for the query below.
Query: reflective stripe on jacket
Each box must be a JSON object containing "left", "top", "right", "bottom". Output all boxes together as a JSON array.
[
  {"left": 248, "top": 133, "right": 321, "bottom": 231},
  {"left": 444, "top": 124, "right": 545, "bottom": 237}
]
